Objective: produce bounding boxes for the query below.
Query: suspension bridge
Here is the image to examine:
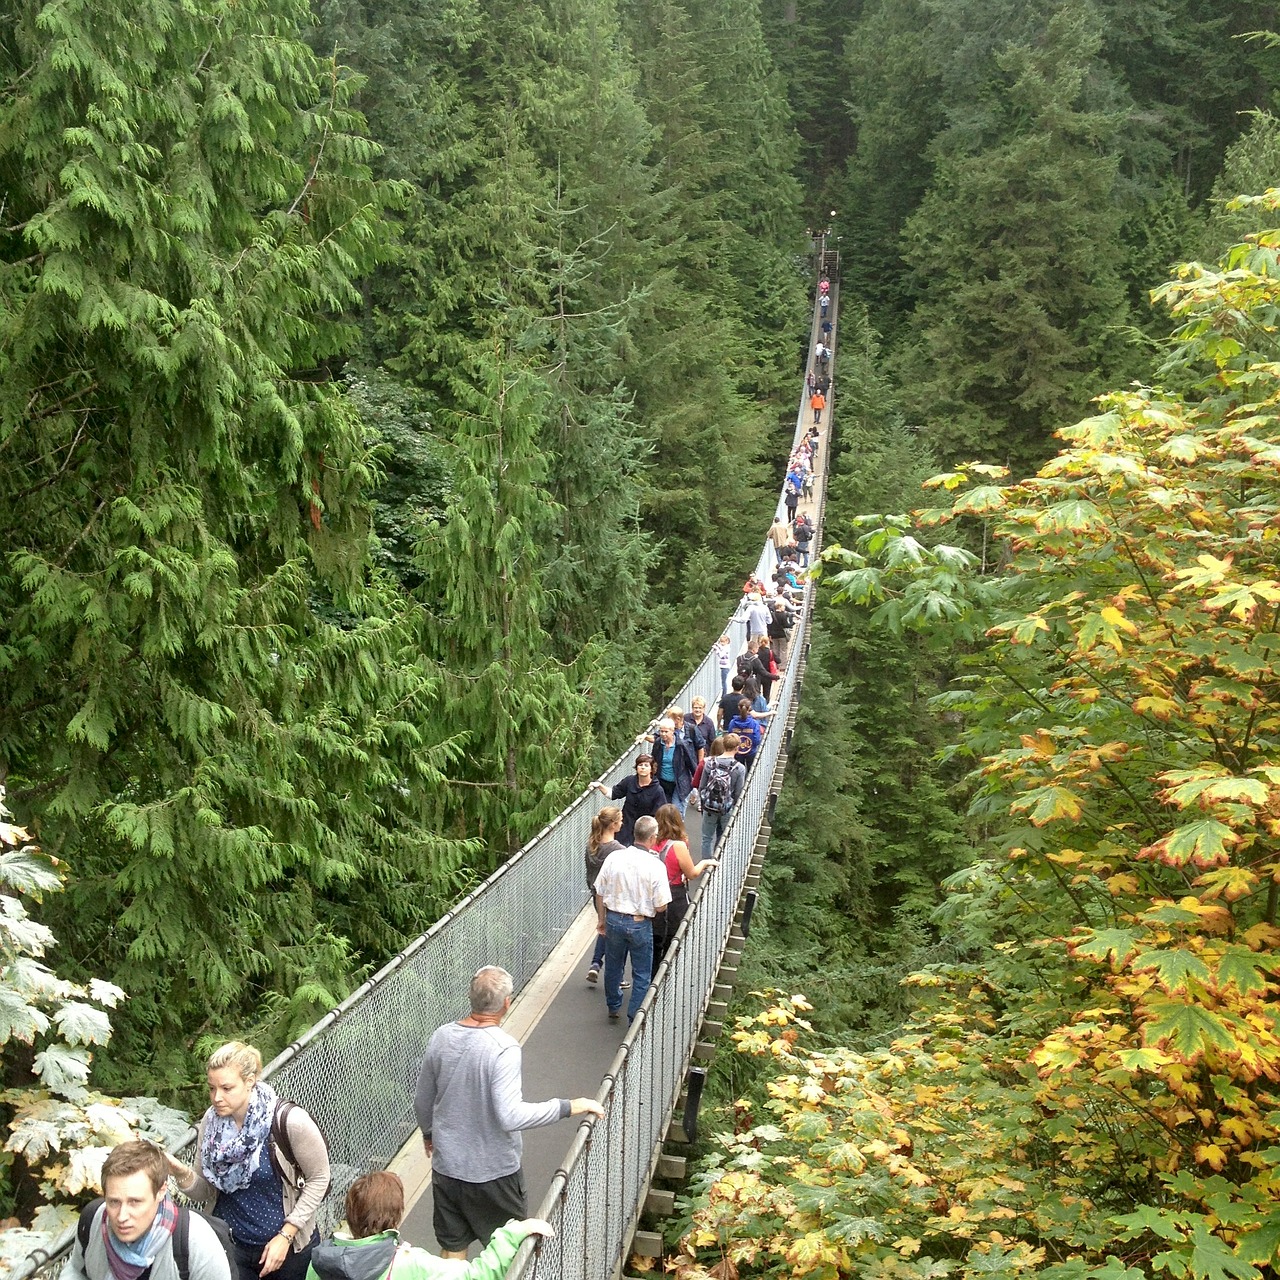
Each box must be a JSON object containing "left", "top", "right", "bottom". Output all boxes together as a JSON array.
[{"left": 16, "top": 281, "right": 839, "bottom": 1280}]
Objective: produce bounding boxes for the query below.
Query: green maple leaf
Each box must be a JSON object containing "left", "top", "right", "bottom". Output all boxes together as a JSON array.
[
  {"left": 1133, "top": 948, "right": 1212, "bottom": 993},
  {"left": 1144, "top": 904, "right": 1204, "bottom": 926},
  {"left": 1114, "top": 1205, "right": 1188, "bottom": 1242},
  {"left": 953, "top": 485, "right": 1007, "bottom": 514},
  {"left": 1013, "top": 784, "right": 1084, "bottom": 825},
  {"left": 1186, "top": 1224, "right": 1260, "bottom": 1280},
  {"left": 1214, "top": 946, "right": 1273, "bottom": 995},
  {"left": 1035, "top": 499, "right": 1110, "bottom": 534},
  {"left": 1159, "top": 819, "right": 1237, "bottom": 867},
  {"left": 1073, "top": 928, "right": 1142, "bottom": 966},
  {"left": 1142, "top": 995, "right": 1236, "bottom": 1058},
  {"left": 1114, "top": 1047, "right": 1172, "bottom": 1072},
  {"left": 1085, "top": 1259, "right": 1151, "bottom": 1280},
  {"left": 1235, "top": 1218, "right": 1280, "bottom": 1266}
]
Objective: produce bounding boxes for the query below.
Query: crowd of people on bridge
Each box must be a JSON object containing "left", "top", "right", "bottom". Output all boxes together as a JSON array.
[
  {"left": 584, "top": 323, "right": 828, "bottom": 1027},
  {"left": 63, "top": 292, "right": 833, "bottom": 1280}
]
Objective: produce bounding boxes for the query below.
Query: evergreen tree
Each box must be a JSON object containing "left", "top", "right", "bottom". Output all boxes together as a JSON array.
[
  {"left": 312, "top": 0, "right": 664, "bottom": 752},
  {"left": 617, "top": 0, "right": 803, "bottom": 610},
  {"left": 1093, "top": 0, "right": 1280, "bottom": 201},
  {"left": 413, "top": 350, "right": 595, "bottom": 856},
  {"left": 896, "top": 1, "right": 1137, "bottom": 470},
  {"left": 757, "top": 0, "right": 859, "bottom": 201},
  {"left": 1201, "top": 110, "right": 1280, "bottom": 258},
  {"left": 835, "top": 0, "right": 945, "bottom": 328},
  {"left": 0, "top": 0, "right": 466, "bottom": 1091}
]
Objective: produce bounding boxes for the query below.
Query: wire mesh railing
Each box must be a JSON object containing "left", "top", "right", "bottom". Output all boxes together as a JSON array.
[
  {"left": 11, "top": 283, "right": 837, "bottom": 1280},
  {"left": 512, "top": 564, "right": 815, "bottom": 1280},
  {"left": 509, "top": 286, "right": 835, "bottom": 1280}
]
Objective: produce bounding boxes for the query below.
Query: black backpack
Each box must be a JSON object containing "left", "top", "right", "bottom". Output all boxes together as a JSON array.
[
  {"left": 78, "top": 1198, "right": 236, "bottom": 1280},
  {"left": 268, "top": 1100, "right": 329, "bottom": 1195},
  {"left": 701, "top": 759, "right": 735, "bottom": 814}
]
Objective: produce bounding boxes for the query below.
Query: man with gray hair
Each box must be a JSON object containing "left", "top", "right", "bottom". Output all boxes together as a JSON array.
[
  {"left": 414, "top": 966, "right": 604, "bottom": 1258},
  {"left": 594, "top": 816, "right": 672, "bottom": 1024}
]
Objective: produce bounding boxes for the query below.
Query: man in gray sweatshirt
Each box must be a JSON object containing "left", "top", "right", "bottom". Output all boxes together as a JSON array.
[
  {"left": 68, "top": 1140, "right": 231, "bottom": 1280},
  {"left": 414, "top": 966, "right": 604, "bottom": 1259}
]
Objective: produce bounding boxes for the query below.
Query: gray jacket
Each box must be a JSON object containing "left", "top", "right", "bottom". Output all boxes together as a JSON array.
[{"left": 66, "top": 1204, "right": 231, "bottom": 1280}]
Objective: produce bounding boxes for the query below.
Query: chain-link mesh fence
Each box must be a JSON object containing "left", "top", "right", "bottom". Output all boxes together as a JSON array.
[
  {"left": 507, "top": 288, "right": 835, "bottom": 1279},
  {"left": 12, "top": 286, "right": 837, "bottom": 1280}
]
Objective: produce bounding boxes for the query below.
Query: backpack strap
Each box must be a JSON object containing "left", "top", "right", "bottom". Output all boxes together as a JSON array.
[
  {"left": 173, "top": 1206, "right": 191, "bottom": 1280},
  {"left": 77, "top": 1198, "right": 104, "bottom": 1255},
  {"left": 269, "top": 1101, "right": 304, "bottom": 1190}
]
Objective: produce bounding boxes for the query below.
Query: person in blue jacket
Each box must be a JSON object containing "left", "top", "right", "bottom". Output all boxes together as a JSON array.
[{"left": 726, "top": 698, "right": 763, "bottom": 773}]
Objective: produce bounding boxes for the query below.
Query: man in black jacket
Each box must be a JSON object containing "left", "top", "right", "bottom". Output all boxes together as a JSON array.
[{"left": 767, "top": 597, "right": 795, "bottom": 668}]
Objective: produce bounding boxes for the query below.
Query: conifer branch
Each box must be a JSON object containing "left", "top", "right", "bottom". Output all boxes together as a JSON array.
[
  {"left": 286, "top": 56, "right": 339, "bottom": 219},
  {"left": 12, "top": 421, "right": 90, "bottom": 499},
  {"left": 56, "top": 497, "right": 107, "bottom": 568}
]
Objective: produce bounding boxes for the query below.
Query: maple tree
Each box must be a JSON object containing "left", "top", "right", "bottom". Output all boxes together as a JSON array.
[
  {"left": 674, "top": 202, "right": 1280, "bottom": 1278},
  {"left": 0, "top": 787, "right": 187, "bottom": 1264}
]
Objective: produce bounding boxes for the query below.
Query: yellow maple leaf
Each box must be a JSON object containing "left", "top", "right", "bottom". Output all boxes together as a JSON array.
[{"left": 1194, "top": 1142, "right": 1229, "bottom": 1171}]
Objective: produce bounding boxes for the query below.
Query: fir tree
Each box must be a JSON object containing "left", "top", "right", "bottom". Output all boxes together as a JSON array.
[
  {"left": 0, "top": 0, "right": 467, "bottom": 1091},
  {"left": 896, "top": 1, "right": 1137, "bottom": 470},
  {"left": 413, "top": 349, "right": 595, "bottom": 856}
]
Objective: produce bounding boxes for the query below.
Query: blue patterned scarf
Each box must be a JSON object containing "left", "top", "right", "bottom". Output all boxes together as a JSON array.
[
  {"left": 200, "top": 1079, "right": 279, "bottom": 1193},
  {"left": 102, "top": 1192, "right": 179, "bottom": 1280}
]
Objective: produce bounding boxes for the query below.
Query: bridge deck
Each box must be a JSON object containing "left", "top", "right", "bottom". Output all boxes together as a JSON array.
[{"left": 392, "top": 329, "right": 832, "bottom": 1251}]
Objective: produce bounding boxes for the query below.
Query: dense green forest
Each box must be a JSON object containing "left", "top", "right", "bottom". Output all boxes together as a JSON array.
[
  {"left": 676, "top": 4, "right": 1280, "bottom": 1279},
  {"left": 0, "top": 0, "right": 808, "bottom": 1236},
  {"left": 5, "top": 0, "right": 1280, "bottom": 1271}
]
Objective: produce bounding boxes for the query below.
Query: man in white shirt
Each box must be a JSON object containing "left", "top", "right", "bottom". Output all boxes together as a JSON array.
[{"left": 594, "top": 815, "right": 671, "bottom": 1024}]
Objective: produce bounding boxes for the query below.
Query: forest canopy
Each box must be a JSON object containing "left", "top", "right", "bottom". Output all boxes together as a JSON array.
[{"left": 4, "top": 0, "right": 1280, "bottom": 1271}]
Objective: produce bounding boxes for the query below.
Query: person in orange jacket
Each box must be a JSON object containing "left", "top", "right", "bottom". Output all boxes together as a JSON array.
[{"left": 810, "top": 390, "right": 825, "bottom": 423}]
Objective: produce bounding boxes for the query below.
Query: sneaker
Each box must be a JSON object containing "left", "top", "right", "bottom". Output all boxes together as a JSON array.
[
  {"left": 621, "top": 979, "right": 631, "bottom": 990},
  {"left": 586, "top": 966, "right": 599, "bottom": 984},
  {"left": 608, "top": 1010, "right": 620, "bottom": 1022}
]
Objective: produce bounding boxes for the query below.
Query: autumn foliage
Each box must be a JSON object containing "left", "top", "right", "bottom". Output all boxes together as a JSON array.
[{"left": 674, "top": 205, "right": 1280, "bottom": 1278}]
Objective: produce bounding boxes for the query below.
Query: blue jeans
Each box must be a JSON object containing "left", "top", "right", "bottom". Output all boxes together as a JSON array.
[
  {"left": 605, "top": 911, "right": 654, "bottom": 1021},
  {"left": 720, "top": 668, "right": 731, "bottom": 696},
  {"left": 590, "top": 891, "right": 607, "bottom": 968},
  {"left": 701, "top": 805, "right": 732, "bottom": 859}
]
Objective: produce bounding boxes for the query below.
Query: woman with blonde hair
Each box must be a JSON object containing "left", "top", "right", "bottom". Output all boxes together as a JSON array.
[
  {"left": 307, "top": 1171, "right": 551, "bottom": 1280},
  {"left": 650, "top": 805, "right": 717, "bottom": 978},
  {"left": 168, "top": 1042, "right": 329, "bottom": 1280},
  {"left": 584, "top": 806, "right": 624, "bottom": 984}
]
